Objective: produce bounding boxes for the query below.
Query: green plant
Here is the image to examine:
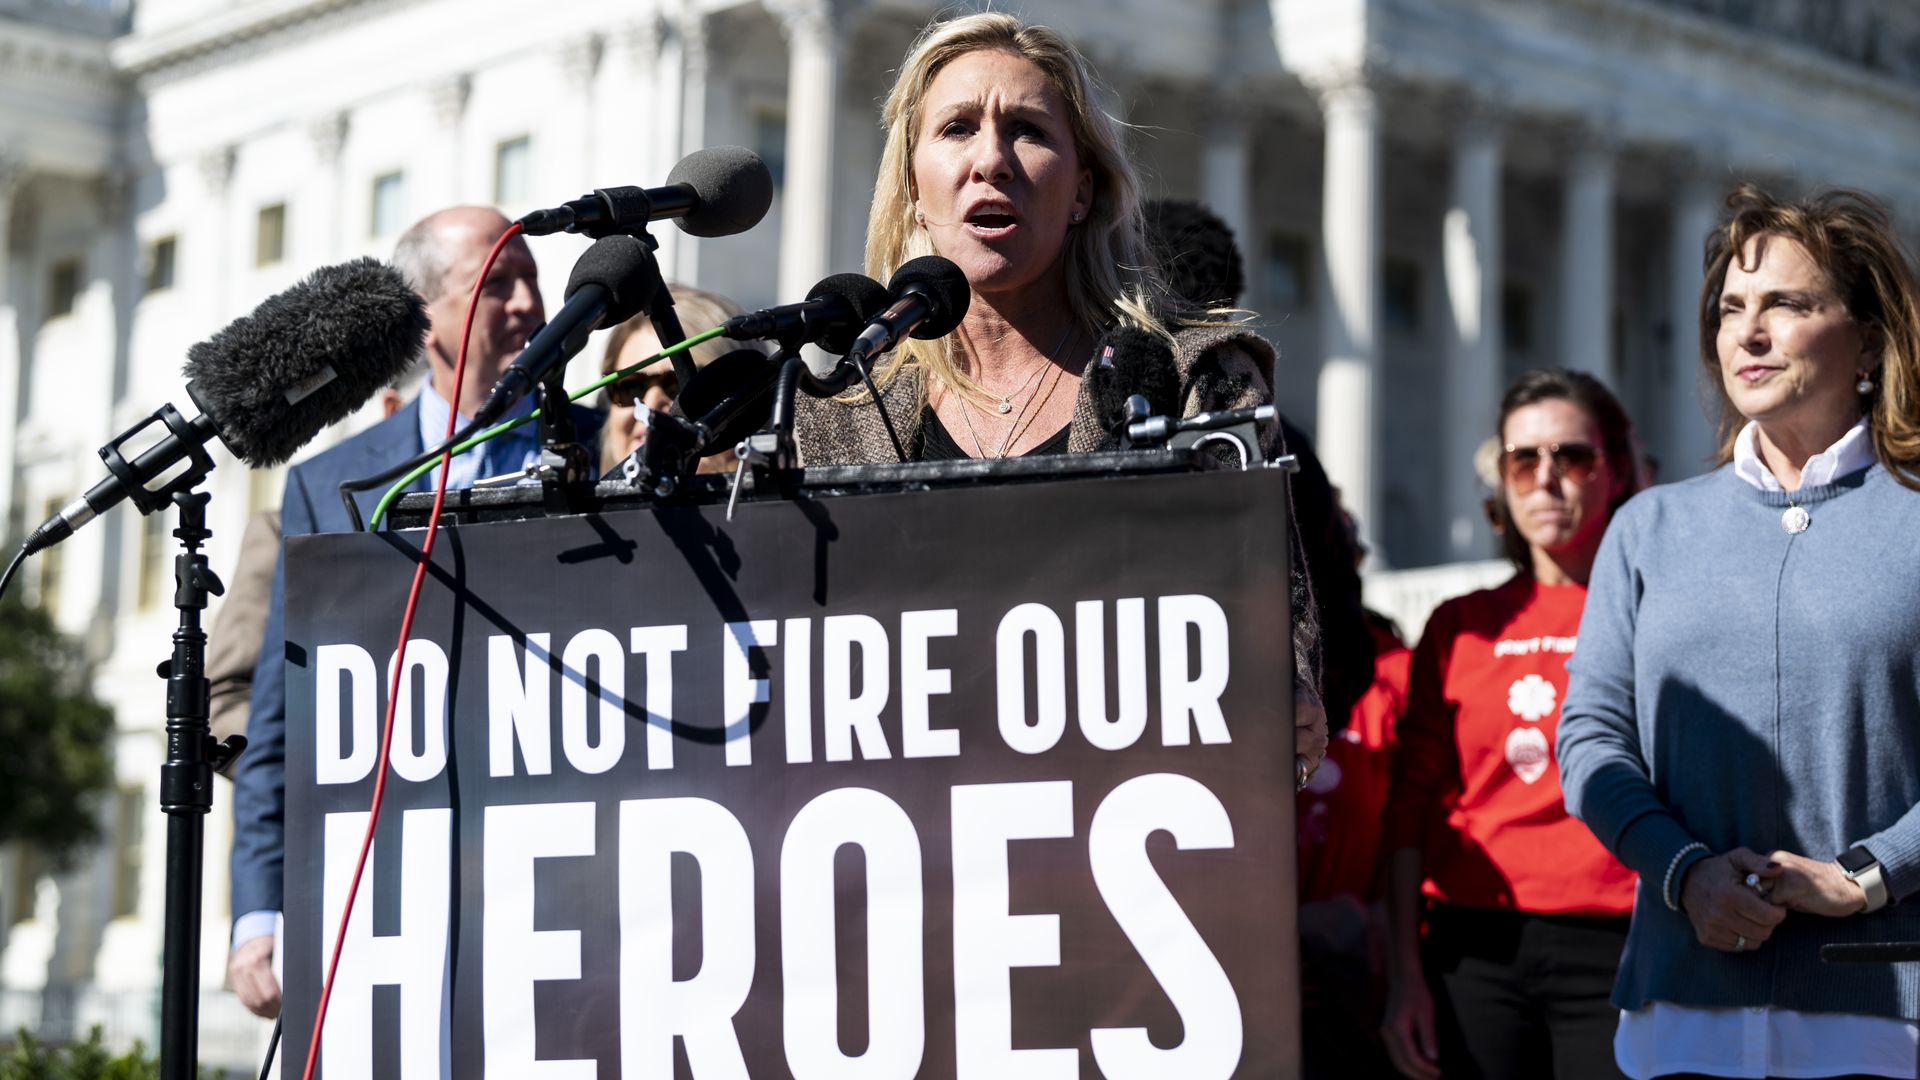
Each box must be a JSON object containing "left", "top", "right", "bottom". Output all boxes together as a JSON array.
[
  {"left": 0, "top": 1026, "right": 228, "bottom": 1079},
  {"left": 0, "top": 598, "right": 115, "bottom": 869}
]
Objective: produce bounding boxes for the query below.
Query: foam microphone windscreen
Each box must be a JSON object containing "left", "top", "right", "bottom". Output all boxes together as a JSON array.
[
  {"left": 668, "top": 146, "right": 775, "bottom": 238},
  {"left": 673, "top": 348, "right": 780, "bottom": 451},
  {"left": 1085, "top": 324, "right": 1182, "bottom": 431},
  {"left": 182, "top": 257, "right": 428, "bottom": 467},
  {"left": 807, "top": 273, "right": 891, "bottom": 355},
  {"left": 889, "top": 255, "right": 971, "bottom": 339},
  {"left": 565, "top": 233, "right": 661, "bottom": 325}
]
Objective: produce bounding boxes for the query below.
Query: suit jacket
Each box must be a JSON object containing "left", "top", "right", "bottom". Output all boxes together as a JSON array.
[{"left": 228, "top": 398, "right": 604, "bottom": 922}]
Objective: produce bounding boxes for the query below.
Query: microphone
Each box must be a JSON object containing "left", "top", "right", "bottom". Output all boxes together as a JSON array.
[
  {"left": 516, "top": 146, "right": 775, "bottom": 240},
  {"left": 1084, "top": 324, "right": 1182, "bottom": 434},
  {"left": 721, "top": 273, "right": 890, "bottom": 354},
  {"left": 23, "top": 259, "right": 428, "bottom": 556},
  {"left": 471, "top": 234, "right": 660, "bottom": 428},
  {"left": 671, "top": 349, "right": 786, "bottom": 455},
  {"left": 843, "top": 256, "right": 971, "bottom": 368}
]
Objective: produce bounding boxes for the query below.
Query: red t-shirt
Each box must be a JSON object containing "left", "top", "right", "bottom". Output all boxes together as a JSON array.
[
  {"left": 1299, "top": 621, "right": 1412, "bottom": 904},
  {"left": 1382, "top": 575, "right": 1635, "bottom": 917}
]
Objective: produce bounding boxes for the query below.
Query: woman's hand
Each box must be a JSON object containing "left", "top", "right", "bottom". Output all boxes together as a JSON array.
[
  {"left": 1380, "top": 968, "right": 1442, "bottom": 1080},
  {"left": 1764, "top": 850, "right": 1869, "bottom": 916},
  {"left": 1295, "top": 690, "right": 1329, "bottom": 787},
  {"left": 1678, "top": 847, "right": 1788, "bottom": 951}
]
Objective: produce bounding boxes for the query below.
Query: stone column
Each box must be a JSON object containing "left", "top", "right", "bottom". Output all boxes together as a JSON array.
[
  {"left": 1666, "top": 165, "right": 1721, "bottom": 478},
  {"left": 1200, "top": 99, "right": 1254, "bottom": 301},
  {"left": 196, "top": 146, "right": 236, "bottom": 326},
  {"left": 427, "top": 74, "right": 470, "bottom": 207},
  {"left": 773, "top": 1, "right": 843, "bottom": 304},
  {"left": 1310, "top": 74, "right": 1384, "bottom": 558},
  {"left": 1441, "top": 100, "right": 1503, "bottom": 560},
  {"left": 0, "top": 147, "right": 26, "bottom": 539},
  {"left": 1558, "top": 123, "right": 1616, "bottom": 382},
  {"left": 306, "top": 113, "right": 348, "bottom": 262},
  {"left": 556, "top": 35, "right": 604, "bottom": 195},
  {"left": 653, "top": 10, "right": 707, "bottom": 283}
]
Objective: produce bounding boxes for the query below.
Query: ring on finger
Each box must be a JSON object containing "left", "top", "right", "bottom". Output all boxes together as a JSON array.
[
  {"left": 1295, "top": 755, "right": 1312, "bottom": 791},
  {"left": 1734, "top": 933, "right": 1749, "bottom": 951},
  {"left": 1744, "top": 872, "right": 1770, "bottom": 897}
]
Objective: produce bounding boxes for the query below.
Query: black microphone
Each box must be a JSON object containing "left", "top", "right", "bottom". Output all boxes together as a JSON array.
[
  {"left": 722, "top": 273, "right": 891, "bottom": 354},
  {"left": 1084, "top": 323, "right": 1182, "bottom": 434},
  {"left": 516, "top": 147, "right": 775, "bottom": 240},
  {"left": 23, "top": 259, "right": 428, "bottom": 556},
  {"left": 671, "top": 349, "right": 786, "bottom": 455},
  {"left": 471, "top": 234, "right": 660, "bottom": 428},
  {"left": 843, "top": 256, "right": 971, "bottom": 368}
]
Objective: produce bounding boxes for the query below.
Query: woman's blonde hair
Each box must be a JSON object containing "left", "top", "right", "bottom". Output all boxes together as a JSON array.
[
  {"left": 1698, "top": 183, "right": 1920, "bottom": 489},
  {"left": 863, "top": 11, "right": 1179, "bottom": 402}
]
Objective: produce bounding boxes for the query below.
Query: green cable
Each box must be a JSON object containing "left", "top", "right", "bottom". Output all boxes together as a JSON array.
[{"left": 368, "top": 327, "right": 726, "bottom": 530}]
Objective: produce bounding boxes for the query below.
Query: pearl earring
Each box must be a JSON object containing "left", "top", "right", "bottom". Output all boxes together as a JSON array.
[
  {"left": 1858, "top": 373, "right": 1876, "bottom": 394},
  {"left": 1070, "top": 211, "right": 1083, "bottom": 224}
]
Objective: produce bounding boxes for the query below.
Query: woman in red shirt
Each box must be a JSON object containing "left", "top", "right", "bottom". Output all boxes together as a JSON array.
[{"left": 1380, "top": 370, "right": 1641, "bottom": 1080}]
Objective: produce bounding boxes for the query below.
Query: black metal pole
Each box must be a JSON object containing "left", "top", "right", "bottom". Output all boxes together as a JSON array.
[{"left": 157, "top": 491, "right": 233, "bottom": 1080}]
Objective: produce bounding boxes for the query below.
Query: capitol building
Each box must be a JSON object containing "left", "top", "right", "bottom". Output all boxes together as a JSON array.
[{"left": 3, "top": 0, "right": 1919, "bottom": 1066}]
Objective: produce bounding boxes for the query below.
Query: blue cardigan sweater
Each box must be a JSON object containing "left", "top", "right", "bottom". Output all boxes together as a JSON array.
[{"left": 1560, "top": 463, "right": 1920, "bottom": 1019}]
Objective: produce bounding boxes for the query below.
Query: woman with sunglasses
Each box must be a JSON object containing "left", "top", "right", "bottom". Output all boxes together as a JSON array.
[
  {"left": 1381, "top": 369, "right": 1642, "bottom": 1080},
  {"left": 1559, "top": 187, "right": 1920, "bottom": 1080}
]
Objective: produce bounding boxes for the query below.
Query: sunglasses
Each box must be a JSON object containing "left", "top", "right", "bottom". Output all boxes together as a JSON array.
[
  {"left": 1502, "top": 441, "right": 1602, "bottom": 492},
  {"left": 605, "top": 372, "right": 677, "bottom": 409}
]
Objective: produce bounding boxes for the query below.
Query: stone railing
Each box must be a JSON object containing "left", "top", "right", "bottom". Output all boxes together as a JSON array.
[{"left": 1646, "top": 0, "right": 1920, "bottom": 86}]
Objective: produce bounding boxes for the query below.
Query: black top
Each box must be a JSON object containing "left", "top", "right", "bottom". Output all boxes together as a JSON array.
[{"left": 918, "top": 405, "right": 1070, "bottom": 461}]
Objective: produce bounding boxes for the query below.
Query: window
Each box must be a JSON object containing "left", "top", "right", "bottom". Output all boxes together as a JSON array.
[
  {"left": 9, "top": 848, "right": 46, "bottom": 925},
  {"left": 1502, "top": 282, "right": 1534, "bottom": 355},
  {"left": 110, "top": 788, "right": 145, "bottom": 920},
  {"left": 753, "top": 110, "right": 787, "bottom": 188},
  {"left": 48, "top": 259, "right": 83, "bottom": 318},
  {"left": 143, "top": 236, "right": 177, "bottom": 295},
  {"left": 493, "top": 137, "right": 531, "bottom": 205},
  {"left": 370, "top": 172, "right": 407, "bottom": 238},
  {"left": 1266, "top": 233, "right": 1311, "bottom": 309},
  {"left": 1382, "top": 257, "right": 1422, "bottom": 332},
  {"left": 138, "top": 509, "right": 171, "bottom": 611},
  {"left": 256, "top": 203, "right": 287, "bottom": 266}
]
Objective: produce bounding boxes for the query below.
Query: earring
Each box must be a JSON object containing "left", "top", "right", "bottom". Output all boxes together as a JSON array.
[
  {"left": 914, "top": 210, "right": 926, "bottom": 225},
  {"left": 1070, "top": 211, "right": 1083, "bottom": 224},
  {"left": 1858, "top": 373, "right": 1876, "bottom": 394}
]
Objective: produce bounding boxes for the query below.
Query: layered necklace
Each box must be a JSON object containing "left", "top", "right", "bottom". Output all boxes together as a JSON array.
[{"left": 957, "top": 324, "right": 1075, "bottom": 459}]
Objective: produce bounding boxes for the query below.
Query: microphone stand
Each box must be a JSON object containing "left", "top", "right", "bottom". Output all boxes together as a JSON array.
[
  {"left": 535, "top": 361, "right": 593, "bottom": 515},
  {"left": 157, "top": 490, "right": 247, "bottom": 1080}
]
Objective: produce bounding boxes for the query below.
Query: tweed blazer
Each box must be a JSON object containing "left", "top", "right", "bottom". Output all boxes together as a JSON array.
[{"left": 789, "top": 323, "right": 1322, "bottom": 702}]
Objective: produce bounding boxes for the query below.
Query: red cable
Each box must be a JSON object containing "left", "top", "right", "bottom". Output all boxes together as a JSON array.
[{"left": 301, "top": 222, "right": 526, "bottom": 1080}]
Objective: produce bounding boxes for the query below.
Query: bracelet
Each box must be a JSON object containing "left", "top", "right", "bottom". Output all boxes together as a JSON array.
[{"left": 1663, "top": 842, "right": 1709, "bottom": 911}]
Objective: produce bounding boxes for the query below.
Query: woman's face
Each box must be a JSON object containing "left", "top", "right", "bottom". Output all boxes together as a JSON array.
[
  {"left": 1501, "top": 399, "right": 1619, "bottom": 562},
  {"left": 607, "top": 326, "right": 673, "bottom": 462},
  {"left": 910, "top": 48, "right": 1092, "bottom": 301},
  {"left": 1715, "top": 234, "right": 1872, "bottom": 434}
]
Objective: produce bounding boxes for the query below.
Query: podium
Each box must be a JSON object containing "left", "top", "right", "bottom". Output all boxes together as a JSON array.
[{"left": 281, "top": 458, "right": 1300, "bottom": 1078}]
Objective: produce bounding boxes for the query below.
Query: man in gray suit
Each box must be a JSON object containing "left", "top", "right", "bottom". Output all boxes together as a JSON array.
[{"left": 226, "top": 205, "right": 603, "bottom": 1017}]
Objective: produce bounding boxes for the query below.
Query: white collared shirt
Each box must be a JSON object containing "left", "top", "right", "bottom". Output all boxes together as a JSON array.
[
  {"left": 414, "top": 376, "right": 539, "bottom": 490},
  {"left": 1731, "top": 416, "right": 1875, "bottom": 492},
  {"left": 1617, "top": 414, "right": 1914, "bottom": 1078}
]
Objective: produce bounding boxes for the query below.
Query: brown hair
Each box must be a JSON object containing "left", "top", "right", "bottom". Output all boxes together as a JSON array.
[
  {"left": 1698, "top": 183, "right": 1920, "bottom": 488},
  {"left": 1493, "top": 369, "right": 1641, "bottom": 573}
]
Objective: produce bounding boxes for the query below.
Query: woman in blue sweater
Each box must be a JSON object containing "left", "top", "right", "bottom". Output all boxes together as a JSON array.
[{"left": 1559, "top": 184, "right": 1920, "bottom": 1079}]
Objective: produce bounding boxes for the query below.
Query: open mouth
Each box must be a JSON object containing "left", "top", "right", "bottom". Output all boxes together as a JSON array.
[{"left": 965, "top": 209, "right": 1019, "bottom": 235}]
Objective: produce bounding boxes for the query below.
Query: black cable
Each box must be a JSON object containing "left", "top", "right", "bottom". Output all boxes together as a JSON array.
[
  {"left": 336, "top": 418, "right": 485, "bottom": 530},
  {"left": 855, "top": 362, "right": 908, "bottom": 463},
  {"left": 258, "top": 1014, "right": 280, "bottom": 1080},
  {"left": 0, "top": 545, "right": 27, "bottom": 604}
]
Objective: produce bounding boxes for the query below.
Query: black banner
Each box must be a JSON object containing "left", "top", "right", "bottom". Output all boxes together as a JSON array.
[{"left": 283, "top": 468, "right": 1299, "bottom": 1078}]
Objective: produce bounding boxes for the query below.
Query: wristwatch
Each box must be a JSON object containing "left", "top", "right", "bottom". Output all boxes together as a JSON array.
[{"left": 1837, "top": 846, "right": 1891, "bottom": 913}]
